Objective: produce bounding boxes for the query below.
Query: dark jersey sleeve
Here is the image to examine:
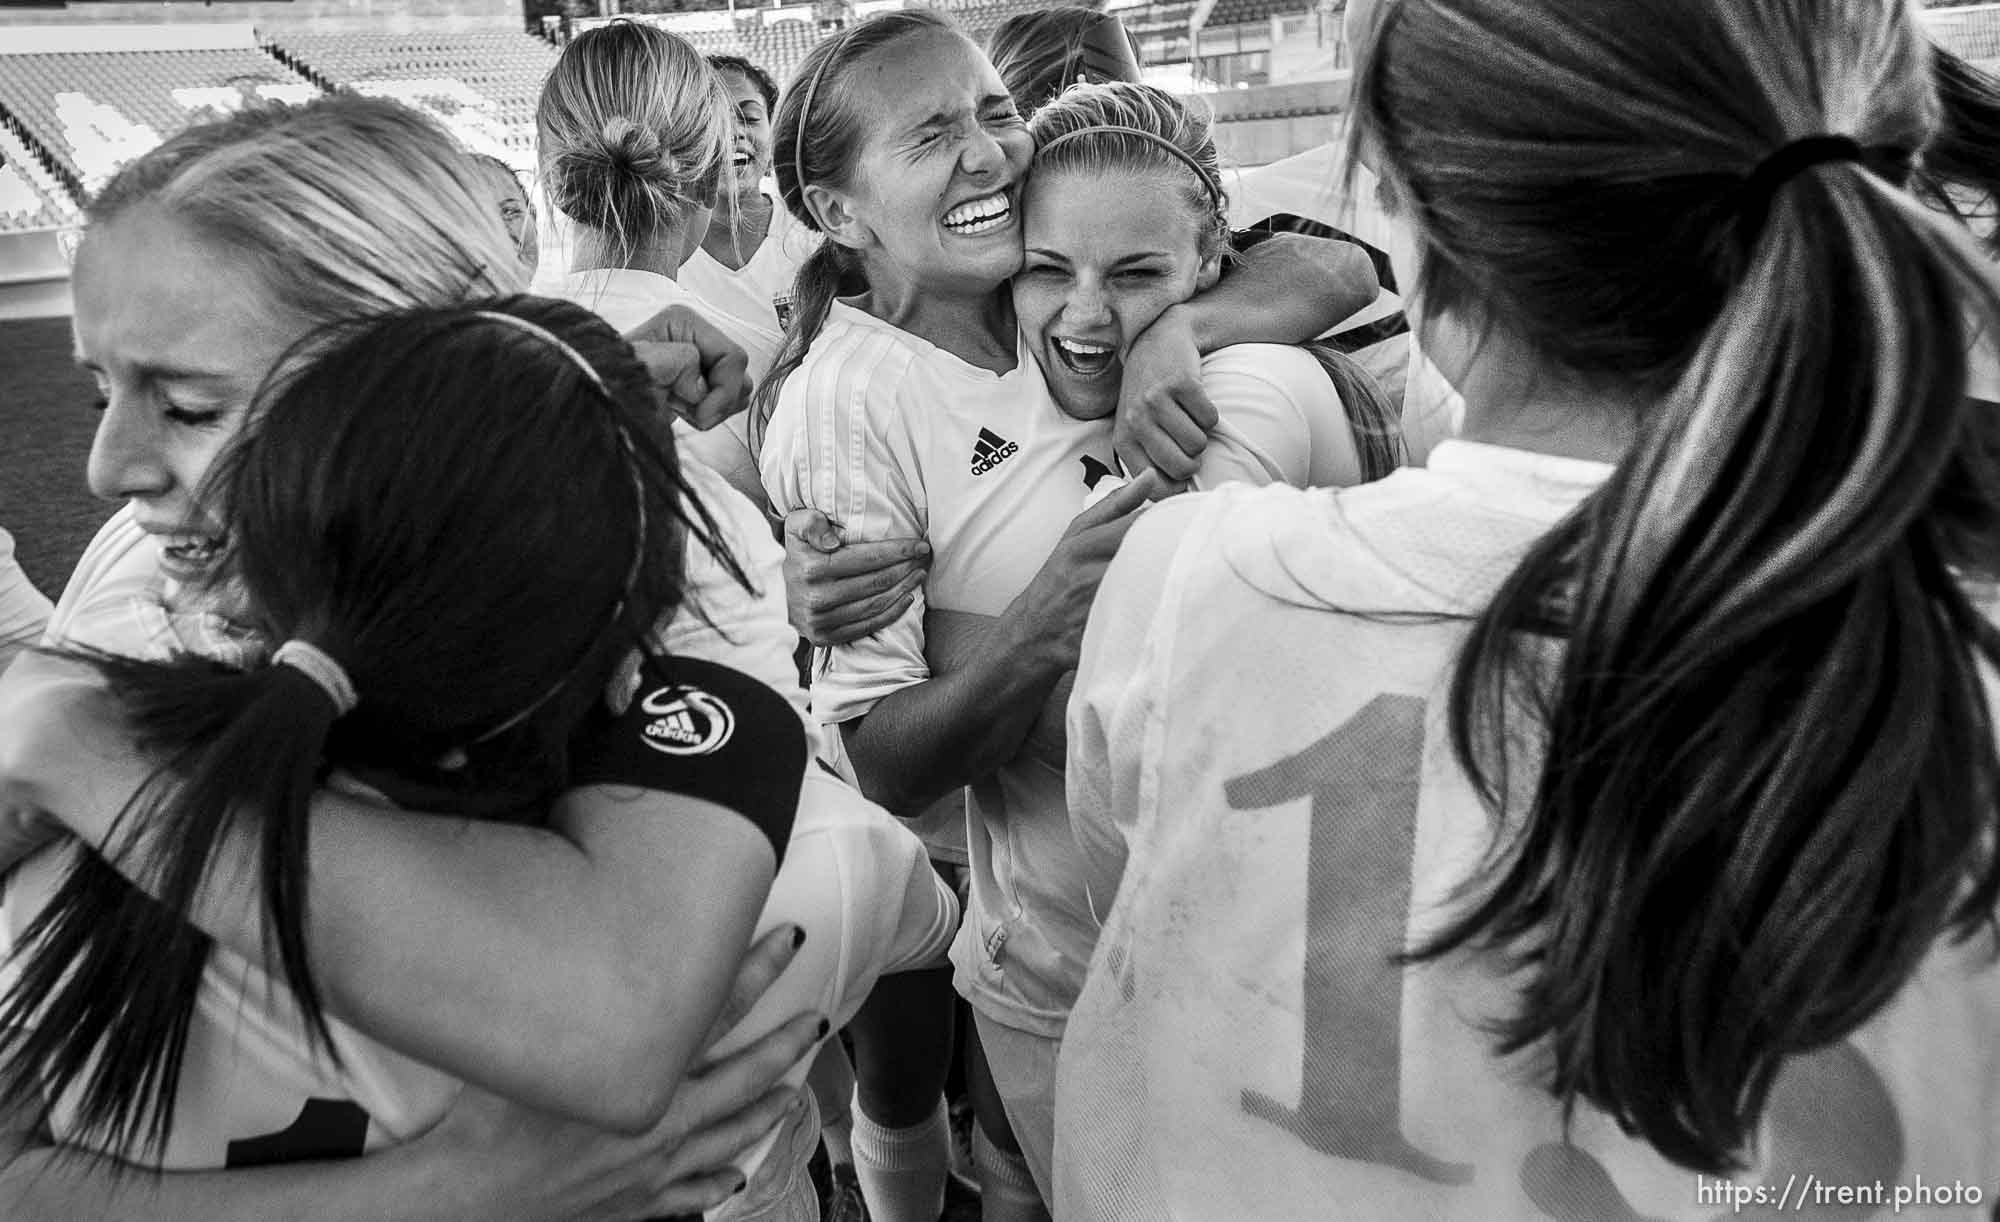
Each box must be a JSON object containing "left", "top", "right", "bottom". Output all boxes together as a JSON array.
[{"left": 568, "top": 654, "right": 806, "bottom": 864}]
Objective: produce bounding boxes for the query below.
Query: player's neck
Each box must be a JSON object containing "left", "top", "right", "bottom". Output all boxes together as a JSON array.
[
  {"left": 703, "top": 192, "right": 773, "bottom": 271},
  {"left": 570, "top": 229, "right": 687, "bottom": 280},
  {"left": 1448, "top": 331, "right": 1638, "bottom": 466},
  {"left": 858, "top": 281, "right": 1017, "bottom": 375}
]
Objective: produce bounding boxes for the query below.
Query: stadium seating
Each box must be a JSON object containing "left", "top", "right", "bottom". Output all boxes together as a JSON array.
[
  {"left": 742, "top": 18, "right": 821, "bottom": 84},
  {"left": 1197, "top": 0, "right": 1311, "bottom": 30},
  {"left": 0, "top": 47, "right": 317, "bottom": 193},
  {"left": 270, "top": 30, "right": 560, "bottom": 157},
  {"left": 1928, "top": 3, "right": 2000, "bottom": 61},
  {"left": 0, "top": 124, "right": 78, "bottom": 233}
]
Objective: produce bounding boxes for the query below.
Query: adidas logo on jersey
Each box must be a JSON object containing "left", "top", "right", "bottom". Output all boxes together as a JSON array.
[
  {"left": 638, "top": 684, "right": 737, "bottom": 756},
  {"left": 970, "top": 427, "right": 1019, "bottom": 475}
]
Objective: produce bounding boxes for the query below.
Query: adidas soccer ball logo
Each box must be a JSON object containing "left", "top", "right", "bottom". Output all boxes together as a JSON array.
[{"left": 638, "top": 684, "right": 737, "bottom": 756}]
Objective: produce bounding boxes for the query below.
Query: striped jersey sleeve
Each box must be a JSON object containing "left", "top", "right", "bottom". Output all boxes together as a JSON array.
[{"left": 760, "top": 314, "right": 932, "bottom": 727}]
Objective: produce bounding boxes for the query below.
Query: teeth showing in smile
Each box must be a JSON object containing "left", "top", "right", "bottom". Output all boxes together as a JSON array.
[
  {"left": 1053, "top": 336, "right": 1116, "bottom": 375},
  {"left": 943, "top": 193, "right": 1011, "bottom": 235},
  {"left": 161, "top": 535, "right": 223, "bottom": 566}
]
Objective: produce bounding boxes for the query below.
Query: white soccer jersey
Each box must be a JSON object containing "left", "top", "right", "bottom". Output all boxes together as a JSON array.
[
  {"left": 0, "top": 768, "right": 951, "bottom": 1175},
  {"left": 0, "top": 528, "right": 50, "bottom": 671},
  {"left": 8, "top": 465, "right": 904, "bottom": 1178},
  {"left": 760, "top": 308, "right": 1362, "bottom": 1038},
  {"left": 548, "top": 268, "right": 780, "bottom": 506},
  {"left": 1057, "top": 441, "right": 2000, "bottom": 1221},
  {"left": 761, "top": 301, "right": 1114, "bottom": 1036},
  {"left": 679, "top": 193, "right": 820, "bottom": 339},
  {"left": 1195, "top": 343, "right": 1364, "bottom": 490}
]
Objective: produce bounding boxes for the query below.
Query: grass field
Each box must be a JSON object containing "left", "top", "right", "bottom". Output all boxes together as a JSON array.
[{"left": 1, "top": 316, "right": 115, "bottom": 598}]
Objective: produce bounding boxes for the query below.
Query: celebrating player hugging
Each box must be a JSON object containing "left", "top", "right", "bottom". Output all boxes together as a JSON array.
[{"left": 0, "top": 0, "right": 1995, "bottom": 1219}]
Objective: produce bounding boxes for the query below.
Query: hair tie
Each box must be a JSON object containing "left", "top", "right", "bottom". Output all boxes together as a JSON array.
[
  {"left": 1744, "top": 134, "right": 1862, "bottom": 198},
  {"left": 1036, "top": 123, "right": 1222, "bottom": 211},
  {"left": 272, "top": 640, "right": 357, "bottom": 716},
  {"left": 1738, "top": 134, "right": 1913, "bottom": 236},
  {"left": 473, "top": 311, "right": 606, "bottom": 390}
]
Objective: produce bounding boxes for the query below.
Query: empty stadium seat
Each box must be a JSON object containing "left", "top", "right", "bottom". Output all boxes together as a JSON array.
[{"left": 0, "top": 47, "right": 318, "bottom": 193}]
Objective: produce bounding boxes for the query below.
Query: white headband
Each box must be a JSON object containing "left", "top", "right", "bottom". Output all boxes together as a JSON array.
[{"left": 472, "top": 310, "right": 606, "bottom": 390}]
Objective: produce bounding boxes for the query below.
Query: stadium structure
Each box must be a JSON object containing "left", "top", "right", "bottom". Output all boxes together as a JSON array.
[
  {"left": 1, "top": 0, "right": 1998, "bottom": 585},
  {"left": 3, "top": 0, "right": 1997, "bottom": 313}
]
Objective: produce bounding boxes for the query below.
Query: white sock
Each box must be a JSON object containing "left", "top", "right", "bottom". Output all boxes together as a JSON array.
[
  {"left": 851, "top": 1098, "right": 949, "bottom": 1222},
  {"left": 971, "top": 1124, "right": 1048, "bottom": 1222}
]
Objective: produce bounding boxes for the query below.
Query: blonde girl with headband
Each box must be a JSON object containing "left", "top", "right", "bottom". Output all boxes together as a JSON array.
[
  {"left": 540, "top": 20, "right": 780, "bottom": 508},
  {"left": 1057, "top": 0, "right": 2000, "bottom": 1216},
  {"left": 753, "top": 12, "right": 1377, "bottom": 1214},
  {"left": 1015, "top": 80, "right": 1401, "bottom": 487},
  {"left": 0, "top": 97, "right": 824, "bottom": 1218}
]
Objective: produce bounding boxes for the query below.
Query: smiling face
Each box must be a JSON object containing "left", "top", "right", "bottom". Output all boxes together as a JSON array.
[
  {"left": 496, "top": 175, "right": 541, "bottom": 275},
  {"left": 719, "top": 66, "right": 774, "bottom": 200},
  {"left": 811, "top": 27, "right": 1034, "bottom": 301},
  {"left": 1014, "top": 166, "right": 1220, "bottom": 419},
  {"left": 72, "top": 205, "right": 315, "bottom": 582}
]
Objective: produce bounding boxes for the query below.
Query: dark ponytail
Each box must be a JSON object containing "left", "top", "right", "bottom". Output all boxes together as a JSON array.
[
  {"left": 0, "top": 297, "right": 721, "bottom": 1162},
  {"left": 0, "top": 657, "right": 344, "bottom": 1158},
  {"left": 1359, "top": 0, "right": 2000, "bottom": 1172}
]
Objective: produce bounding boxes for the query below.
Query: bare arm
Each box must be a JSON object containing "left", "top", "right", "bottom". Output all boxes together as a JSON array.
[
  {"left": 0, "top": 653, "right": 788, "bottom": 1131},
  {"left": 1117, "top": 235, "right": 1379, "bottom": 478},
  {"left": 0, "top": 961, "right": 824, "bottom": 1222},
  {"left": 1186, "top": 232, "right": 1376, "bottom": 348}
]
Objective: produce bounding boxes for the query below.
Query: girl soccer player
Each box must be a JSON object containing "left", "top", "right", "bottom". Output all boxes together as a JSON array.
[
  {"left": 0, "top": 97, "right": 817, "bottom": 1219},
  {"left": 468, "top": 151, "right": 539, "bottom": 277},
  {"left": 1013, "top": 81, "right": 1400, "bottom": 488},
  {"left": 755, "top": 13, "right": 1375, "bottom": 1214},
  {"left": 681, "top": 55, "right": 819, "bottom": 343},
  {"left": 538, "top": 21, "right": 777, "bottom": 505},
  {"left": 1058, "top": 0, "right": 2000, "bottom": 1216},
  {"left": 0, "top": 299, "right": 957, "bottom": 1222}
]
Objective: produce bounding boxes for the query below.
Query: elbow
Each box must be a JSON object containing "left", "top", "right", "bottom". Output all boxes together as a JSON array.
[
  {"left": 548, "top": 971, "right": 708, "bottom": 1133},
  {"left": 850, "top": 757, "right": 924, "bottom": 821},
  {"left": 569, "top": 1017, "right": 692, "bottom": 1134},
  {"left": 1327, "top": 243, "right": 1379, "bottom": 322},
  {"left": 588, "top": 1079, "right": 679, "bottom": 1137}
]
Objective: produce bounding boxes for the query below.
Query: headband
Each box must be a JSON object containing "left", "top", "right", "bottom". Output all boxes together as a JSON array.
[
  {"left": 473, "top": 310, "right": 606, "bottom": 390},
  {"left": 1035, "top": 123, "right": 1222, "bottom": 211},
  {"left": 791, "top": 41, "right": 842, "bottom": 215},
  {"left": 272, "top": 640, "right": 357, "bottom": 716},
  {"left": 463, "top": 309, "right": 648, "bottom": 745}
]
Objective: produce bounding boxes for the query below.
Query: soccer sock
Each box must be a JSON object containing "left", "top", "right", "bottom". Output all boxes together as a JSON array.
[
  {"left": 971, "top": 1124, "right": 1049, "bottom": 1222},
  {"left": 852, "top": 1097, "right": 949, "bottom": 1222}
]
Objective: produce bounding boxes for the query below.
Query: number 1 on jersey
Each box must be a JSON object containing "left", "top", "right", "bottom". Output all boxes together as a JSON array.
[{"left": 1228, "top": 693, "right": 1472, "bottom": 1185}]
